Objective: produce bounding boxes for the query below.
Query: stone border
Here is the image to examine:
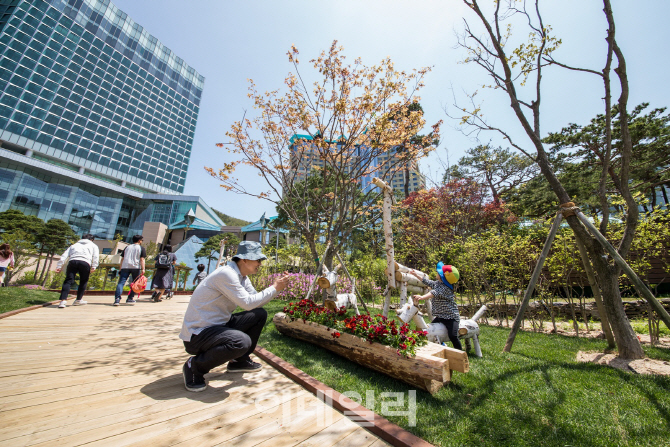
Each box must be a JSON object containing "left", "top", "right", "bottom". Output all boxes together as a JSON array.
[
  {"left": 0, "top": 297, "right": 67, "bottom": 320},
  {"left": 44, "top": 290, "right": 192, "bottom": 296},
  {"left": 254, "top": 346, "right": 434, "bottom": 447}
]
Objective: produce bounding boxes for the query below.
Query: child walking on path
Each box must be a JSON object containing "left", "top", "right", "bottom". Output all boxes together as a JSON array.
[{"left": 193, "top": 264, "right": 207, "bottom": 289}]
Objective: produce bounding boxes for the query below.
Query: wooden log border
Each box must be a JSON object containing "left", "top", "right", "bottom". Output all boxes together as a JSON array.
[{"left": 273, "top": 312, "right": 469, "bottom": 394}]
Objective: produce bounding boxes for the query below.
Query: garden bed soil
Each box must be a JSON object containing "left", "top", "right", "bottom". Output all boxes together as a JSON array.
[
  {"left": 485, "top": 319, "right": 670, "bottom": 349},
  {"left": 576, "top": 352, "right": 670, "bottom": 376},
  {"left": 489, "top": 320, "right": 670, "bottom": 376}
]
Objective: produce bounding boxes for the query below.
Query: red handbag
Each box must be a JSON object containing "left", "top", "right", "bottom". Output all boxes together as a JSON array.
[{"left": 130, "top": 274, "right": 147, "bottom": 296}]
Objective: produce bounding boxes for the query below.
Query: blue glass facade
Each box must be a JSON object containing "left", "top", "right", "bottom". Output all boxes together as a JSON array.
[
  {"left": 0, "top": 153, "right": 224, "bottom": 241},
  {"left": 0, "top": 0, "right": 204, "bottom": 194}
]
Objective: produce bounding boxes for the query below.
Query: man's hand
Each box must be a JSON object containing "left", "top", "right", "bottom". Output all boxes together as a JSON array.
[
  {"left": 272, "top": 272, "right": 291, "bottom": 293},
  {"left": 91, "top": 268, "right": 96, "bottom": 272},
  {"left": 56, "top": 268, "right": 61, "bottom": 273},
  {"left": 412, "top": 294, "right": 422, "bottom": 305}
]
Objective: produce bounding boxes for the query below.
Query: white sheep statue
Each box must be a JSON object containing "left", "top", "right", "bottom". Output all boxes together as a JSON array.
[
  {"left": 317, "top": 264, "right": 360, "bottom": 315},
  {"left": 397, "top": 303, "right": 487, "bottom": 357}
]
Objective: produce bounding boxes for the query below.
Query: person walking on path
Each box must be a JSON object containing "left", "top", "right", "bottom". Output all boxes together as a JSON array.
[
  {"left": 180, "top": 241, "right": 290, "bottom": 392},
  {"left": 55, "top": 234, "right": 99, "bottom": 308},
  {"left": 192, "top": 263, "right": 207, "bottom": 289},
  {"left": 114, "top": 234, "right": 146, "bottom": 306},
  {"left": 151, "top": 245, "right": 176, "bottom": 302},
  {"left": 0, "top": 244, "right": 15, "bottom": 287}
]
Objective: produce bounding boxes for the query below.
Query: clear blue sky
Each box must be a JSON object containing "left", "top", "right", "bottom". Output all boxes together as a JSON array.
[{"left": 111, "top": 0, "right": 670, "bottom": 223}]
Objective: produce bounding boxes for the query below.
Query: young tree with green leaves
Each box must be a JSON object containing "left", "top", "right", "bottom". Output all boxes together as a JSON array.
[
  {"left": 37, "top": 219, "right": 77, "bottom": 286},
  {"left": 210, "top": 42, "right": 440, "bottom": 271},
  {"left": 454, "top": 0, "right": 652, "bottom": 357},
  {"left": 194, "top": 233, "right": 240, "bottom": 273},
  {"left": 446, "top": 144, "right": 538, "bottom": 204}
]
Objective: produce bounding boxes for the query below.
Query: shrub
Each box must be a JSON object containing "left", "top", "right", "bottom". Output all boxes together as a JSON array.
[
  {"left": 254, "top": 272, "right": 352, "bottom": 301},
  {"left": 14, "top": 271, "right": 38, "bottom": 285}
]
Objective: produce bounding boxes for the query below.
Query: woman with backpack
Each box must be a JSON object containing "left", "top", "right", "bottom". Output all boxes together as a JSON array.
[{"left": 151, "top": 245, "right": 176, "bottom": 302}]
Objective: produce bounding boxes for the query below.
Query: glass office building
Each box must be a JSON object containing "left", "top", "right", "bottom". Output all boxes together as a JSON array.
[
  {"left": 0, "top": 0, "right": 224, "bottom": 241},
  {"left": 0, "top": 0, "right": 204, "bottom": 194},
  {"left": 0, "top": 152, "right": 224, "bottom": 240}
]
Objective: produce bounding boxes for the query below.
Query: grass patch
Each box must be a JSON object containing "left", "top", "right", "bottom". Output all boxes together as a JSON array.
[
  {"left": 0, "top": 287, "right": 59, "bottom": 314},
  {"left": 258, "top": 301, "right": 670, "bottom": 447}
]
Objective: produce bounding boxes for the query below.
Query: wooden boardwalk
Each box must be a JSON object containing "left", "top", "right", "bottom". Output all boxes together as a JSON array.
[{"left": 0, "top": 295, "right": 390, "bottom": 447}]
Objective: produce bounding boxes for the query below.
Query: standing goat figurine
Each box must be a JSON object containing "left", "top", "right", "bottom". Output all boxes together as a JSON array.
[
  {"left": 397, "top": 303, "right": 487, "bottom": 357},
  {"left": 318, "top": 264, "right": 360, "bottom": 315}
]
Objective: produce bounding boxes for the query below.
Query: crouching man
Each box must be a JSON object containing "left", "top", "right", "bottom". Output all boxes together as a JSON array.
[{"left": 180, "top": 241, "right": 290, "bottom": 392}]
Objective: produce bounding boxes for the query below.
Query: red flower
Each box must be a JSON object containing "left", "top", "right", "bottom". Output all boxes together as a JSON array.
[{"left": 332, "top": 331, "right": 341, "bottom": 338}]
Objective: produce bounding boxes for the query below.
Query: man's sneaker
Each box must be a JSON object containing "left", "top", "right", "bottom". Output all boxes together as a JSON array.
[
  {"left": 113, "top": 299, "right": 121, "bottom": 306},
  {"left": 183, "top": 357, "right": 206, "bottom": 392},
  {"left": 58, "top": 300, "right": 67, "bottom": 308},
  {"left": 73, "top": 300, "right": 87, "bottom": 306},
  {"left": 227, "top": 358, "right": 263, "bottom": 372},
  {"left": 126, "top": 299, "right": 136, "bottom": 305}
]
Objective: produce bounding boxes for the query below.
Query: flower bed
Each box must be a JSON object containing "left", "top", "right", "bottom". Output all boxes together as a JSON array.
[
  {"left": 274, "top": 300, "right": 470, "bottom": 394},
  {"left": 283, "top": 299, "right": 428, "bottom": 357}
]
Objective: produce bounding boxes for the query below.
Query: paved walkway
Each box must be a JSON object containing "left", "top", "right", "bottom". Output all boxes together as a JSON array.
[{"left": 0, "top": 295, "right": 389, "bottom": 447}]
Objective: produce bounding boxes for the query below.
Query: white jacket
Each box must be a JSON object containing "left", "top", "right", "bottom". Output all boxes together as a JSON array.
[{"left": 56, "top": 239, "right": 100, "bottom": 270}]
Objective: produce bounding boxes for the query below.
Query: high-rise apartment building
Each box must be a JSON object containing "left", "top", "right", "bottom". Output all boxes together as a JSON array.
[
  {"left": 288, "top": 134, "right": 426, "bottom": 196},
  {"left": 0, "top": 0, "right": 224, "bottom": 241}
]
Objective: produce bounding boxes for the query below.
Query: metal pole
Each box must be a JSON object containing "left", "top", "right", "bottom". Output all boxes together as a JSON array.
[
  {"left": 504, "top": 212, "right": 564, "bottom": 352},
  {"left": 575, "top": 211, "right": 670, "bottom": 330}
]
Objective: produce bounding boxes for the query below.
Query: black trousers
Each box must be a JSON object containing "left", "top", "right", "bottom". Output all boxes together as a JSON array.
[
  {"left": 432, "top": 317, "right": 463, "bottom": 350},
  {"left": 59, "top": 260, "right": 91, "bottom": 301},
  {"left": 183, "top": 308, "right": 267, "bottom": 375}
]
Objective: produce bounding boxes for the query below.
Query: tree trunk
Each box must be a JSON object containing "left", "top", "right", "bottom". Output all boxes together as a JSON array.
[
  {"left": 41, "top": 254, "right": 54, "bottom": 288},
  {"left": 38, "top": 252, "right": 50, "bottom": 283},
  {"left": 34, "top": 243, "right": 44, "bottom": 278},
  {"left": 594, "top": 262, "right": 644, "bottom": 358}
]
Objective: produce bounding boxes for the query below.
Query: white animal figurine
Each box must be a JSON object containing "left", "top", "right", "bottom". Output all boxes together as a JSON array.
[
  {"left": 397, "top": 303, "right": 487, "bottom": 357},
  {"left": 317, "top": 265, "right": 360, "bottom": 315}
]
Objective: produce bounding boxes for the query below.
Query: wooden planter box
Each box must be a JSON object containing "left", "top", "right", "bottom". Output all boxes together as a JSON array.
[{"left": 273, "top": 312, "right": 469, "bottom": 394}]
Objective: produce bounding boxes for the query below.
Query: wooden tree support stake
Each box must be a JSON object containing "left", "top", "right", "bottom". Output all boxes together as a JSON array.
[
  {"left": 504, "top": 212, "right": 563, "bottom": 352},
  {"left": 575, "top": 211, "right": 670, "bottom": 331}
]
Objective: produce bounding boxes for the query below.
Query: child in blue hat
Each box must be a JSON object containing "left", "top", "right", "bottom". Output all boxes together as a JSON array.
[{"left": 409, "top": 262, "right": 462, "bottom": 350}]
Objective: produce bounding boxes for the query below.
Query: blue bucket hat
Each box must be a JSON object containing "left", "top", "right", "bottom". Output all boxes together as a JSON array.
[{"left": 232, "top": 241, "right": 267, "bottom": 261}]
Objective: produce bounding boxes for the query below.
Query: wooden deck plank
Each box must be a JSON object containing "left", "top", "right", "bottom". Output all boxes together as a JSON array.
[
  {"left": 0, "top": 295, "right": 390, "bottom": 446},
  {"left": 330, "top": 426, "right": 382, "bottom": 447},
  {"left": 0, "top": 371, "right": 284, "bottom": 442},
  {"left": 294, "top": 418, "right": 361, "bottom": 447}
]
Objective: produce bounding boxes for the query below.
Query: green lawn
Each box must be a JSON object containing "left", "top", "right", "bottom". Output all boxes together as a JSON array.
[
  {"left": 0, "top": 287, "right": 59, "bottom": 314},
  {"left": 258, "top": 301, "right": 670, "bottom": 447}
]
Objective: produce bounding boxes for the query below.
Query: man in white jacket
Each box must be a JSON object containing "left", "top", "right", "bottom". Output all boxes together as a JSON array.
[
  {"left": 55, "top": 234, "right": 100, "bottom": 308},
  {"left": 180, "top": 241, "right": 290, "bottom": 392}
]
